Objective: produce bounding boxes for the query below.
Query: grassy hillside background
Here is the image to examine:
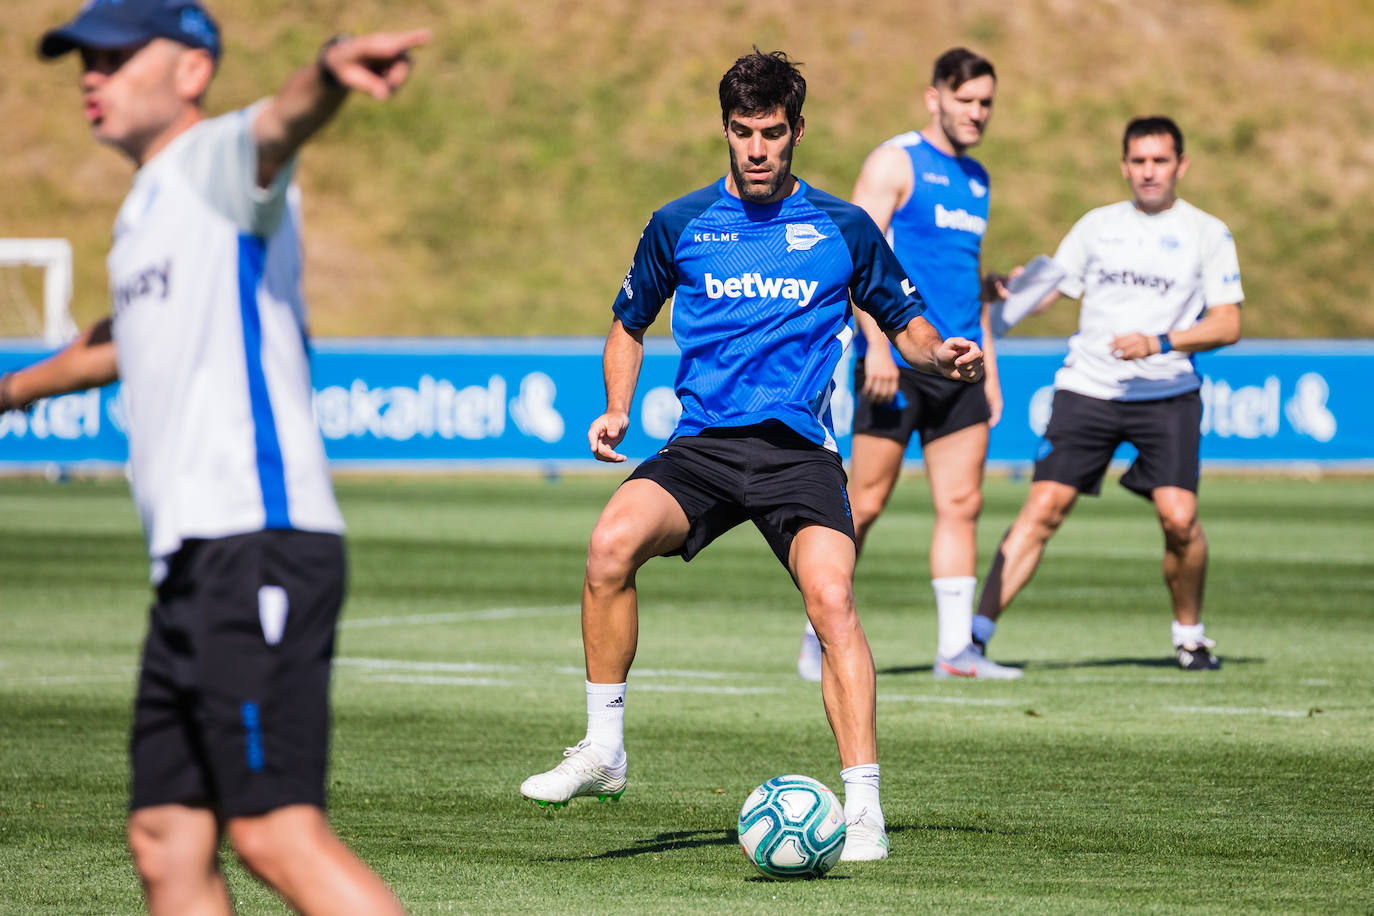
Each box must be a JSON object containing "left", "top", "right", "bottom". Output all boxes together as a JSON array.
[{"left": 2, "top": 0, "right": 1372, "bottom": 338}]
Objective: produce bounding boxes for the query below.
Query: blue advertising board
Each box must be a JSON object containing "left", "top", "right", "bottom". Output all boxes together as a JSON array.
[{"left": 2, "top": 338, "right": 1371, "bottom": 471}]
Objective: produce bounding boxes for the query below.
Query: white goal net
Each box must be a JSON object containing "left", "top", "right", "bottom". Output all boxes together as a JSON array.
[{"left": 0, "top": 238, "right": 78, "bottom": 345}]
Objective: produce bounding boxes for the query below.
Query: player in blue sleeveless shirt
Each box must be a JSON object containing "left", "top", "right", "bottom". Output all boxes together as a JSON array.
[
  {"left": 798, "top": 48, "right": 1022, "bottom": 683},
  {"left": 521, "top": 49, "right": 985, "bottom": 863}
]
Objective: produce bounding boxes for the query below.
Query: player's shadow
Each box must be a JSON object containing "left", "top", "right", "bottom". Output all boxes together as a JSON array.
[
  {"left": 546, "top": 828, "right": 738, "bottom": 862},
  {"left": 879, "top": 655, "right": 1264, "bottom": 676}
]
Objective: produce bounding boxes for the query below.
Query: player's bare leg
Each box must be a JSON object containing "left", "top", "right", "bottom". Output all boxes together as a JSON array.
[
  {"left": 522, "top": 479, "right": 689, "bottom": 807},
  {"left": 790, "top": 524, "right": 874, "bottom": 767},
  {"left": 847, "top": 433, "right": 907, "bottom": 557},
  {"left": 978, "top": 480, "right": 1079, "bottom": 622},
  {"left": 127, "top": 805, "right": 230, "bottom": 916},
  {"left": 1152, "top": 486, "right": 1206, "bottom": 625},
  {"left": 1152, "top": 486, "right": 1219, "bottom": 669},
  {"left": 790, "top": 523, "right": 888, "bottom": 860},
  {"left": 923, "top": 423, "right": 986, "bottom": 580},
  {"left": 581, "top": 479, "right": 690, "bottom": 683},
  {"left": 798, "top": 434, "right": 901, "bottom": 681},
  {"left": 226, "top": 805, "right": 403, "bottom": 914}
]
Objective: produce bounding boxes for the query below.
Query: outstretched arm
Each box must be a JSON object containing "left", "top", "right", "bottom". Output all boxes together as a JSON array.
[
  {"left": 888, "top": 315, "right": 984, "bottom": 383},
  {"left": 0, "top": 318, "right": 117, "bottom": 412},
  {"left": 254, "top": 29, "right": 432, "bottom": 187},
  {"left": 587, "top": 319, "right": 646, "bottom": 463}
]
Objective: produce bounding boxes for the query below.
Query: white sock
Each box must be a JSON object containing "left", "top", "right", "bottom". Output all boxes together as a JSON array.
[
  {"left": 584, "top": 681, "right": 626, "bottom": 762},
  {"left": 972, "top": 613, "right": 997, "bottom": 647},
  {"left": 840, "top": 763, "right": 883, "bottom": 825},
  {"left": 1172, "top": 621, "right": 1205, "bottom": 648},
  {"left": 933, "top": 576, "right": 976, "bottom": 659}
]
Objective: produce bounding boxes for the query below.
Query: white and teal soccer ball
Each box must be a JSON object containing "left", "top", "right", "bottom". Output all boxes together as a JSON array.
[{"left": 737, "top": 774, "right": 846, "bottom": 879}]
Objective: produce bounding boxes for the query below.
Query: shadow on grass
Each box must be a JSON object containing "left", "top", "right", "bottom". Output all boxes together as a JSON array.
[
  {"left": 879, "top": 655, "right": 1265, "bottom": 676},
  {"left": 551, "top": 820, "right": 1010, "bottom": 863}
]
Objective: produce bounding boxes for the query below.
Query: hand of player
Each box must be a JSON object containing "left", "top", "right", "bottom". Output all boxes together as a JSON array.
[
  {"left": 588, "top": 410, "right": 631, "bottom": 463},
  {"left": 937, "top": 337, "right": 984, "bottom": 383},
  {"left": 861, "top": 347, "right": 901, "bottom": 404},
  {"left": 1109, "top": 332, "right": 1155, "bottom": 361},
  {"left": 985, "top": 378, "right": 1003, "bottom": 427},
  {"left": 322, "top": 29, "right": 432, "bottom": 101},
  {"left": 981, "top": 264, "right": 1023, "bottom": 303}
]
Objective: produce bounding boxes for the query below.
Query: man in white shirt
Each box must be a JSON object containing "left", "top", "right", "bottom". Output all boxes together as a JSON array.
[
  {"left": 1, "top": 2, "right": 427, "bottom": 911},
  {"left": 977, "top": 116, "right": 1242, "bottom": 671}
]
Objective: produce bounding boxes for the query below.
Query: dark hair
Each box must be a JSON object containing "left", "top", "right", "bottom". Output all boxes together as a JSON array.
[
  {"left": 931, "top": 47, "right": 995, "bottom": 89},
  {"left": 1123, "top": 116, "right": 1184, "bottom": 157},
  {"left": 719, "top": 48, "right": 806, "bottom": 129}
]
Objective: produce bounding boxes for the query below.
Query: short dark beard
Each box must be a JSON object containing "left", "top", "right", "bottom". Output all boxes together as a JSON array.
[{"left": 728, "top": 140, "right": 795, "bottom": 203}]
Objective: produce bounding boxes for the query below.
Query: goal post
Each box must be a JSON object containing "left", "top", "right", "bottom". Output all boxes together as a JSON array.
[{"left": 0, "top": 238, "right": 78, "bottom": 346}]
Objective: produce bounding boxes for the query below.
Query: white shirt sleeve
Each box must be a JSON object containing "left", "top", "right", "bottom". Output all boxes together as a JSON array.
[
  {"left": 174, "top": 100, "right": 299, "bottom": 237},
  {"left": 1201, "top": 218, "right": 1244, "bottom": 308},
  {"left": 1052, "top": 212, "right": 1093, "bottom": 299}
]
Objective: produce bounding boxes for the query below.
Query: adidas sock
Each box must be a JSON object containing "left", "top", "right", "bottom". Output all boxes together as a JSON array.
[
  {"left": 584, "top": 680, "right": 626, "bottom": 763},
  {"left": 972, "top": 613, "right": 997, "bottom": 647},
  {"left": 1172, "top": 621, "right": 1205, "bottom": 648},
  {"left": 933, "top": 576, "right": 976, "bottom": 659},
  {"left": 840, "top": 763, "right": 883, "bottom": 825}
]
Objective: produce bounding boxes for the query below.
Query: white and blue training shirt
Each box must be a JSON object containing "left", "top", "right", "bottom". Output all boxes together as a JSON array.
[{"left": 108, "top": 101, "right": 344, "bottom": 561}]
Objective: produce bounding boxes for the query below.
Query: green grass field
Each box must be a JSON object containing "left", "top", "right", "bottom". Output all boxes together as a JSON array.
[{"left": 1, "top": 474, "right": 1371, "bottom": 913}]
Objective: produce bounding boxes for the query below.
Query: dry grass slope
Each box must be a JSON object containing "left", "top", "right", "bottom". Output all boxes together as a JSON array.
[{"left": 2, "top": 0, "right": 1371, "bottom": 337}]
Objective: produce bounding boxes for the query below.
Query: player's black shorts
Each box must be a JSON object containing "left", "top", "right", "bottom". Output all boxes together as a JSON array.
[
  {"left": 626, "top": 422, "right": 854, "bottom": 569},
  {"left": 1033, "top": 389, "right": 1202, "bottom": 498},
  {"left": 129, "top": 529, "right": 345, "bottom": 819},
  {"left": 851, "top": 360, "right": 991, "bottom": 446}
]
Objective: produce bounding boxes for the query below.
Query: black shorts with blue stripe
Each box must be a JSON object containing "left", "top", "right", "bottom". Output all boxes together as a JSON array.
[{"left": 129, "top": 529, "right": 344, "bottom": 819}]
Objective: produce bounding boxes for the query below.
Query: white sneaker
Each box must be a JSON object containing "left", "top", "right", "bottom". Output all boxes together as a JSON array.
[
  {"left": 933, "top": 644, "right": 1023, "bottom": 680},
  {"left": 797, "top": 629, "right": 822, "bottom": 682},
  {"left": 839, "top": 808, "right": 890, "bottom": 861},
  {"left": 520, "top": 739, "right": 627, "bottom": 809}
]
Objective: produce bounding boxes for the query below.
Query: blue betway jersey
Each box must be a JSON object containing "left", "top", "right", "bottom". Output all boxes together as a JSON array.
[
  {"left": 856, "top": 132, "right": 988, "bottom": 368},
  {"left": 613, "top": 176, "right": 926, "bottom": 450}
]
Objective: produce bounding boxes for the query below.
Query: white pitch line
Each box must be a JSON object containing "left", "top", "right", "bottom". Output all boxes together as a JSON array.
[
  {"left": 1164, "top": 704, "right": 1315, "bottom": 719},
  {"left": 878, "top": 694, "right": 1021, "bottom": 707},
  {"left": 340, "top": 605, "right": 578, "bottom": 629},
  {"left": 0, "top": 672, "right": 134, "bottom": 687},
  {"left": 354, "top": 674, "right": 519, "bottom": 687},
  {"left": 633, "top": 684, "right": 783, "bottom": 695},
  {"left": 338, "top": 657, "right": 523, "bottom": 674}
]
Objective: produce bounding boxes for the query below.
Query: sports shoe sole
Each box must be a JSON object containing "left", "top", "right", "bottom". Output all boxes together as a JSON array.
[{"left": 527, "top": 788, "right": 625, "bottom": 809}]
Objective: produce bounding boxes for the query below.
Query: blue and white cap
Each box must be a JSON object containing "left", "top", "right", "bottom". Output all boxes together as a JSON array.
[{"left": 39, "top": 0, "right": 221, "bottom": 61}]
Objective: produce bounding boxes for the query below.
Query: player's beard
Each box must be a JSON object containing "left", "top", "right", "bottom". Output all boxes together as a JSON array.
[{"left": 729, "top": 141, "right": 795, "bottom": 203}]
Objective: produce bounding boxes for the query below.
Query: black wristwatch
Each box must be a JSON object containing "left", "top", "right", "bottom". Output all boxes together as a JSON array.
[{"left": 317, "top": 33, "right": 352, "bottom": 91}]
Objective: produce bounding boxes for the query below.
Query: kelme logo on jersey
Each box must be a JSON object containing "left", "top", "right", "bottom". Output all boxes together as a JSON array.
[
  {"left": 703, "top": 272, "right": 819, "bottom": 308},
  {"left": 785, "top": 223, "right": 828, "bottom": 252}
]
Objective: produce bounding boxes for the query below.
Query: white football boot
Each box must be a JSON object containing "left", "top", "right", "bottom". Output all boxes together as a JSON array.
[
  {"left": 933, "top": 643, "right": 1023, "bottom": 680},
  {"left": 839, "top": 807, "right": 891, "bottom": 861},
  {"left": 520, "top": 739, "right": 627, "bottom": 809}
]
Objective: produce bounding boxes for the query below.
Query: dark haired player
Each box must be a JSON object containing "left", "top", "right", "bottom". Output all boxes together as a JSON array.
[
  {"left": 1, "top": 1, "right": 427, "bottom": 911},
  {"left": 798, "top": 47, "right": 1021, "bottom": 682},
  {"left": 519, "top": 49, "right": 985, "bottom": 863},
  {"left": 978, "top": 116, "right": 1243, "bottom": 671}
]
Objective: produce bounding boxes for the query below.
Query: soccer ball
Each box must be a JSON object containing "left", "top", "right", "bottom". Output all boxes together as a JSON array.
[{"left": 737, "top": 774, "right": 846, "bottom": 879}]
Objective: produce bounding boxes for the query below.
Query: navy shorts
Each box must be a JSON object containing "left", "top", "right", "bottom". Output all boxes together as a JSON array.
[
  {"left": 626, "top": 423, "right": 855, "bottom": 569},
  {"left": 851, "top": 360, "right": 991, "bottom": 446},
  {"left": 1033, "top": 389, "right": 1202, "bottom": 498},
  {"left": 129, "top": 529, "right": 345, "bottom": 819}
]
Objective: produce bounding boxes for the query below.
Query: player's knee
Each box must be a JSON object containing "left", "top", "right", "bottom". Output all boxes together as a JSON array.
[
  {"left": 849, "top": 490, "right": 886, "bottom": 531},
  {"left": 584, "top": 522, "right": 639, "bottom": 589},
  {"left": 1159, "top": 511, "right": 1200, "bottom": 548},
  {"left": 935, "top": 486, "right": 982, "bottom": 525},
  {"left": 126, "top": 818, "right": 171, "bottom": 884},
  {"left": 803, "top": 578, "right": 854, "bottom": 628},
  {"left": 226, "top": 817, "right": 289, "bottom": 880}
]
